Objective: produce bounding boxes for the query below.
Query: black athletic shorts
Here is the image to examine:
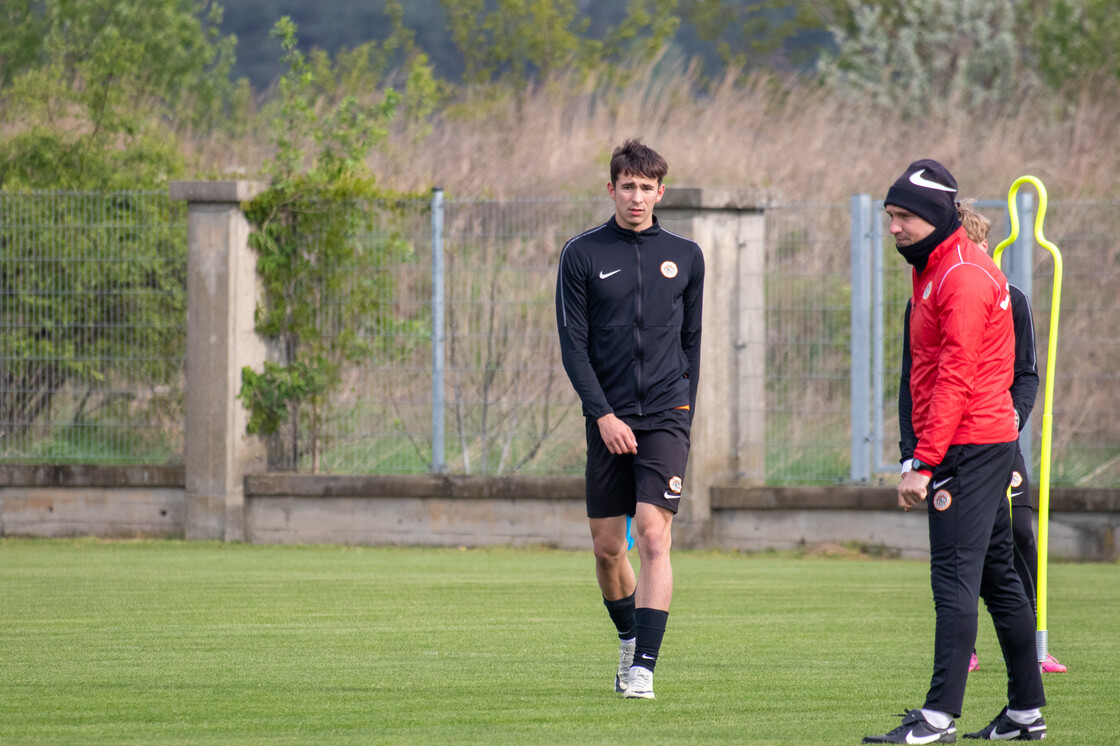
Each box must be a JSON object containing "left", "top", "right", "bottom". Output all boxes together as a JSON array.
[
  {"left": 1009, "top": 447, "right": 1032, "bottom": 509},
  {"left": 584, "top": 408, "right": 691, "bottom": 518}
]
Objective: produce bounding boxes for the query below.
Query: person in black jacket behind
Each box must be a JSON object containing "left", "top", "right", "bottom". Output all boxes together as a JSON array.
[
  {"left": 899, "top": 199, "right": 1066, "bottom": 676},
  {"left": 555, "top": 138, "right": 704, "bottom": 700}
]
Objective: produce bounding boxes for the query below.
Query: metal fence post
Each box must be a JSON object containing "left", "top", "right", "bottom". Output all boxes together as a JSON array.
[
  {"left": 431, "top": 188, "right": 446, "bottom": 474},
  {"left": 871, "top": 198, "right": 889, "bottom": 473},
  {"left": 850, "top": 194, "right": 872, "bottom": 482}
]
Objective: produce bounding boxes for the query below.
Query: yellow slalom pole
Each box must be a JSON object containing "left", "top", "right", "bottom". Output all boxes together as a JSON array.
[{"left": 992, "top": 176, "right": 1063, "bottom": 662}]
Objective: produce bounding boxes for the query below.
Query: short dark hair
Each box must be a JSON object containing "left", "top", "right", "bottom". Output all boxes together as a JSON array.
[{"left": 610, "top": 138, "right": 668, "bottom": 185}]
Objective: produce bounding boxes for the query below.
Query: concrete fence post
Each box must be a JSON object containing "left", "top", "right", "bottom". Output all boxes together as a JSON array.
[
  {"left": 170, "top": 181, "right": 270, "bottom": 541},
  {"left": 657, "top": 188, "right": 767, "bottom": 547}
]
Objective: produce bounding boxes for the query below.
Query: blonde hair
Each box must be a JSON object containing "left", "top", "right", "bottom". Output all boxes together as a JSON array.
[{"left": 956, "top": 198, "right": 991, "bottom": 244}]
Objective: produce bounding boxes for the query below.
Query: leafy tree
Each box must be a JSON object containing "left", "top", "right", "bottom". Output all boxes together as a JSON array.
[
  {"left": 1027, "top": 0, "right": 1120, "bottom": 93},
  {"left": 0, "top": 0, "right": 45, "bottom": 86},
  {"left": 679, "top": 0, "right": 819, "bottom": 71},
  {"left": 304, "top": 1, "right": 449, "bottom": 138},
  {"left": 809, "top": 0, "right": 1120, "bottom": 103},
  {"left": 442, "top": 0, "right": 684, "bottom": 88},
  {"left": 1, "top": 0, "right": 234, "bottom": 463},
  {"left": 603, "top": 0, "right": 681, "bottom": 66},
  {"left": 239, "top": 17, "right": 411, "bottom": 472},
  {"left": 0, "top": 0, "right": 237, "bottom": 190},
  {"left": 443, "top": 0, "right": 592, "bottom": 86},
  {"left": 815, "top": 0, "right": 1029, "bottom": 114}
]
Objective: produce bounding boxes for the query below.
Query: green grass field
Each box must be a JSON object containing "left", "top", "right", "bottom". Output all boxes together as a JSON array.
[{"left": 1, "top": 539, "right": 1117, "bottom": 745}]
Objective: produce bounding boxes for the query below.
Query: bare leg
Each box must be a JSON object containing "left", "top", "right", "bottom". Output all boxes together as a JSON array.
[
  {"left": 634, "top": 502, "right": 674, "bottom": 610},
  {"left": 590, "top": 515, "right": 636, "bottom": 601}
]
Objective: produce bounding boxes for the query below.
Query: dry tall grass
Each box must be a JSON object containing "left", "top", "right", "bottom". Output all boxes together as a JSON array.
[
  {"left": 190, "top": 61, "right": 1120, "bottom": 202},
  {"left": 302, "top": 63, "right": 1120, "bottom": 203},
  {"left": 363, "top": 67, "right": 1120, "bottom": 484},
  {"left": 188, "top": 65, "right": 1120, "bottom": 483}
]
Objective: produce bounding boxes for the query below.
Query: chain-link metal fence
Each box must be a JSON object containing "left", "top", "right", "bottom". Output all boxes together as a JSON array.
[
  {"left": 762, "top": 203, "right": 854, "bottom": 482},
  {"left": 3, "top": 190, "right": 1118, "bottom": 487},
  {"left": 1018, "top": 200, "right": 1120, "bottom": 486},
  {"left": 0, "top": 192, "right": 187, "bottom": 464},
  {"left": 264, "top": 197, "right": 599, "bottom": 475},
  {"left": 866, "top": 197, "right": 1120, "bottom": 488}
]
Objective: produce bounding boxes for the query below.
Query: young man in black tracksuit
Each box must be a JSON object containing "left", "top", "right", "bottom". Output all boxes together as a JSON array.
[{"left": 555, "top": 138, "right": 703, "bottom": 700}]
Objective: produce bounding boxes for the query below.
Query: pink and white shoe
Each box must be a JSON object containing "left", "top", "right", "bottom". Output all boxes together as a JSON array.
[
  {"left": 1040, "top": 653, "right": 1067, "bottom": 673},
  {"left": 968, "top": 652, "right": 980, "bottom": 672}
]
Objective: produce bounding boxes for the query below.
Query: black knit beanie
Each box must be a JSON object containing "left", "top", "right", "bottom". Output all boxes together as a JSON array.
[
  {"left": 885, "top": 159, "right": 958, "bottom": 226},
  {"left": 885, "top": 159, "right": 962, "bottom": 269}
]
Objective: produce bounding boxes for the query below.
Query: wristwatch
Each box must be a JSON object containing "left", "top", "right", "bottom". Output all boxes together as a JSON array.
[{"left": 910, "top": 457, "right": 937, "bottom": 475}]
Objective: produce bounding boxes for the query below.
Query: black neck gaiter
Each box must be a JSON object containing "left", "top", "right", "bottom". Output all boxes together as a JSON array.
[{"left": 896, "top": 212, "right": 961, "bottom": 273}]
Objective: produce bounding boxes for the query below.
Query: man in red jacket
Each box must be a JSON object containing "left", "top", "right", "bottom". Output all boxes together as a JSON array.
[{"left": 863, "top": 160, "right": 1047, "bottom": 744}]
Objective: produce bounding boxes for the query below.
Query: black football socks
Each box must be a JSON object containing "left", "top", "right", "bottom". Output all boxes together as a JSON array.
[
  {"left": 603, "top": 591, "right": 636, "bottom": 640},
  {"left": 632, "top": 607, "right": 668, "bottom": 671}
]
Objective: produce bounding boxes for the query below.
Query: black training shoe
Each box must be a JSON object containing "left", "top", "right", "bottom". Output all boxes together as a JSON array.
[
  {"left": 864, "top": 709, "right": 957, "bottom": 744},
  {"left": 963, "top": 707, "right": 1046, "bottom": 740}
]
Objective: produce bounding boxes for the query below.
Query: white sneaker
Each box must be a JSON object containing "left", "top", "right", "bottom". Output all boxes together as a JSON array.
[
  {"left": 623, "top": 665, "right": 654, "bottom": 699},
  {"left": 615, "top": 638, "right": 635, "bottom": 693}
]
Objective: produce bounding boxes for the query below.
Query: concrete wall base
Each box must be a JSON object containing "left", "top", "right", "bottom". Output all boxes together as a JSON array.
[
  {"left": 0, "top": 466, "right": 185, "bottom": 539},
  {"left": 2, "top": 487, "right": 185, "bottom": 539},
  {"left": 245, "top": 496, "right": 588, "bottom": 548},
  {"left": 2, "top": 470, "right": 1118, "bottom": 562},
  {"left": 710, "top": 485, "right": 1120, "bottom": 562}
]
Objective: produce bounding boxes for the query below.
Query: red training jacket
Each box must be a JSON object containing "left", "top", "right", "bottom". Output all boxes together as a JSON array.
[{"left": 908, "top": 225, "right": 1018, "bottom": 467}]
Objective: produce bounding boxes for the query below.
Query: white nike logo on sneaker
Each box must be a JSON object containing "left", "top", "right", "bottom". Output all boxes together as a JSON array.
[
  {"left": 992, "top": 727, "right": 1026, "bottom": 739},
  {"left": 905, "top": 730, "right": 943, "bottom": 745},
  {"left": 599, "top": 269, "right": 621, "bottom": 279},
  {"left": 932, "top": 477, "right": 952, "bottom": 489}
]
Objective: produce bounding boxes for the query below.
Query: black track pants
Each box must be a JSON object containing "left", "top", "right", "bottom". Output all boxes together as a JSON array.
[{"left": 922, "top": 441, "right": 1046, "bottom": 717}]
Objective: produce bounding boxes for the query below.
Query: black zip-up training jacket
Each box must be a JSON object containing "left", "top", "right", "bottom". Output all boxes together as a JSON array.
[
  {"left": 556, "top": 215, "right": 704, "bottom": 421},
  {"left": 899, "top": 284, "right": 1039, "bottom": 461}
]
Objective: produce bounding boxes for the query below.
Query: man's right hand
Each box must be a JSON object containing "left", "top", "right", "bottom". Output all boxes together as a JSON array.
[
  {"left": 898, "top": 469, "right": 930, "bottom": 511},
  {"left": 597, "top": 413, "right": 637, "bottom": 455}
]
